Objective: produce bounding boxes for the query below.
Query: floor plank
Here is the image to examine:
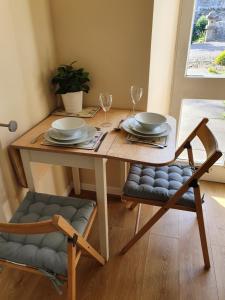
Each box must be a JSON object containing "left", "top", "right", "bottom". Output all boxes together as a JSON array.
[
  {"left": 178, "top": 210, "right": 218, "bottom": 300},
  {"left": 77, "top": 202, "right": 150, "bottom": 300},
  {"left": 201, "top": 182, "right": 225, "bottom": 247},
  {"left": 141, "top": 234, "right": 179, "bottom": 300},
  {"left": 211, "top": 245, "right": 225, "bottom": 300}
]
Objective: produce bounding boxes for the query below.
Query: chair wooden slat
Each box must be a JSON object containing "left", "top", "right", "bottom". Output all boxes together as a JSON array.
[
  {"left": 0, "top": 220, "right": 56, "bottom": 234},
  {"left": 175, "top": 118, "right": 208, "bottom": 158},
  {"left": 197, "top": 124, "right": 219, "bottom": 158}
]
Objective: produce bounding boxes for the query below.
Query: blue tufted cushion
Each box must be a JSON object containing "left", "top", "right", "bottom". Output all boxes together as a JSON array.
[
  {"left": 124, "top": 164, "right": 196, "bottom": 208},
  {"left": 0, "top": 192, "right": 95, "bottom": 276}
]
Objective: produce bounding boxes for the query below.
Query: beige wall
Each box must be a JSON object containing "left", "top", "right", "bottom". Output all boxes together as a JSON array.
[
  {"left": 0, "top": 0, "right": 155, "bottom": 221},
  {"left": 50, "top": 0, "right": 153, "bottom": 111},
  {"left": 0, "top": 0, "right": 70, "bottom": 221},
  {"left": 50, "top": 0, "right": 154, "bottom": 188},
  {"left": 147, "top": 0, "right": 181, "bottom": 115}
]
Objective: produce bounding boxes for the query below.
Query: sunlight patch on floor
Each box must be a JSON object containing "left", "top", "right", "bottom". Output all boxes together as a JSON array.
[{"left": 212, "top": 196, "right": 225, "bottom": 208}]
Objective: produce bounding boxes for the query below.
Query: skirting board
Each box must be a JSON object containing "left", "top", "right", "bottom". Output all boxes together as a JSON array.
[
  {"left": 64, "top": 182, "right": 122, "bottom": 196},
  {"left": 81, "top": 183, "right": 122, "bottom": 196}
]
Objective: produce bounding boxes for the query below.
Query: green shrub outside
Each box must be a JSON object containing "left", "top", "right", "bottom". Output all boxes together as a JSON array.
[
  {"left": 197, "top": 32, "right": 206, "bottom": 43},
  {"left": 196, "top": 15, "right": 208, "bottom": 32},
  {"left": 215, "top": 50, "right": 225, "bottom": 66},
  {"left": 208, "top": 66, "right": 219, "bottom": 74},
  {"left": 192, "top": 15, "right": 208, "bottom": 42}
]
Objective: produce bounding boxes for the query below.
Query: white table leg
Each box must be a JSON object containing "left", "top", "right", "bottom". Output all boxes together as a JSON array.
[
  {"left": 72, "top": 168, "right": 81, "bottom": 195},
  {"left": 20, "top": 149, "right": 35, "bottom": 191},
  {"left": 120, "top": 161, "right": 128, "bottom": 192},
  {"left": 94, "top": 158, "right": 109, "bottom": 261}
]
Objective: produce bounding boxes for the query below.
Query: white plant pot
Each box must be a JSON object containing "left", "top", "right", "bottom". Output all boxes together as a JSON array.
[{"left": 61, "top": 91, "right": 83, "bottom": 113}]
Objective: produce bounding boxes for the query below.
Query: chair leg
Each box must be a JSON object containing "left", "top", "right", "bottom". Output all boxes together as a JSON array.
[
  {"left": 134, "top": 204, "right": 142, "bottom": 235},
  {"left": 120, "top": 206, "right": 169, "bottom": 255},
  {"left": 194, "top": 186, "right": 210, "bottom": 269},
  {"left": 129, "top": 201, "right": 139, "bottom": 210},
  {"left": 67, "top": 242, "right": 76, "bottom": 300},
  {"left": 77, "top": 236, "right": 105, "bottom": 265}
]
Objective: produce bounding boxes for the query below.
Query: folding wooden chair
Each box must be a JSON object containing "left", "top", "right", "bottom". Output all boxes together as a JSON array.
[
  {"left": 0, "top": 192, "right": 105, "bottom": 299},
  {"left": 121, "top": 118, "right": 222, "bottom": 269}
]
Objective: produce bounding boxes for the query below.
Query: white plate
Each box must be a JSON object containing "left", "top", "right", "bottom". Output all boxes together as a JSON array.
[
  {"left": 121, "top": 118, "right": 170, "bottom": 138},
  {"left": 130, "top": 118, "right": 167, "bottom": 135},
  {"left": 44, "top": 126, "right": 97, "bottom": 145},
  {"left": 47, "top": 127, "right": 85, "bottom": 141}
]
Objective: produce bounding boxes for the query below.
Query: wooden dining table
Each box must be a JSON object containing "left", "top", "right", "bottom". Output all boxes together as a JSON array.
[{"left": 10, "top": 108, "right": 176, "bottom": 261}]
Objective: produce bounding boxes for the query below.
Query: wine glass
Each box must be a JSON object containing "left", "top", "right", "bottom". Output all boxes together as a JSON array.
[
  {"left": 130, "top": 85, "right": 143, "bottom": 115},
  {"left": 99, "top": 93, "right": 112, "bottom": 127}
]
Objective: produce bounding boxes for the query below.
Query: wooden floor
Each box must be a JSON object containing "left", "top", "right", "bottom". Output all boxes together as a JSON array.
[{"left": 0, "top": 181, "right": 225, "bottom": 300}]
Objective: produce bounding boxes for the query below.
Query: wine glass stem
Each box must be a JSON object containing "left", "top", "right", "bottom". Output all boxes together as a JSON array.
[
  {"left": 133, "top": 103, "right": 135, "bottom": 115},
  {"left": 105, "top": 111, "right": 107, "bottom": 123}
]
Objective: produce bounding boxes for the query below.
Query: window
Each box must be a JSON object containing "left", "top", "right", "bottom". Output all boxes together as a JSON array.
[
  {"left": 178, "top": 99, "right": 225, "bottom": 165},
  {"left": 186, "top": 0, "right": 225, "bottom": 78}
]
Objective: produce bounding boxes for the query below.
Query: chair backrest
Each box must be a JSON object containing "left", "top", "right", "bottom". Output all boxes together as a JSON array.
[
  {"left": 196, "top": 120, "right": 219, "bottom": 158},
  {"left": 175, "top": 118, "right": 222, "bottom": 181}
]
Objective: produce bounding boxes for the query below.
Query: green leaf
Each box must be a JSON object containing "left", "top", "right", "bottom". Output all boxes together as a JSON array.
[{"left": 51, "top": 61, "right": 90, "bottom": 94}]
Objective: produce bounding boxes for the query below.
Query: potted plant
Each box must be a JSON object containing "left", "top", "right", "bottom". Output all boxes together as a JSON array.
[{"left": 51, "top": 61, "right": 90, "bottom": 113}]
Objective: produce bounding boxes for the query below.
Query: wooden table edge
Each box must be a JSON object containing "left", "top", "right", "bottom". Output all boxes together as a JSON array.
[
  {"left": 10, "top": 144, "right": 108, "bottom": 159},
  {"left": 104, "top": 153, "right": 177, "bottom": 167}
]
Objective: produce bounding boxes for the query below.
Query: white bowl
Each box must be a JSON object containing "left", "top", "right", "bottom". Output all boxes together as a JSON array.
[
  {"left": 135, "top": 112, "right": 166, "bottom": 130},
  {"left": 51, "top": 117, "right": 86, "bottom": 137}
]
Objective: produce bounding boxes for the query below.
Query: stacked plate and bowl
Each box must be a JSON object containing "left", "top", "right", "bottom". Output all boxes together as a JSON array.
[
  {"left": 44, "top": 117, "right": 97, "bottom": 146},
  {"left": 121, "top": 112, "right": 169, "bottom": 139}
]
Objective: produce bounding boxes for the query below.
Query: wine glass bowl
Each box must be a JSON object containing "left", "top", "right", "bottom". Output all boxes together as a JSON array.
[
  {"left": 130, "top": 85, "right": 143, "bottom": 115},
  {"left": 99, "top": 93, "right": 112, "bottom": 127}
]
